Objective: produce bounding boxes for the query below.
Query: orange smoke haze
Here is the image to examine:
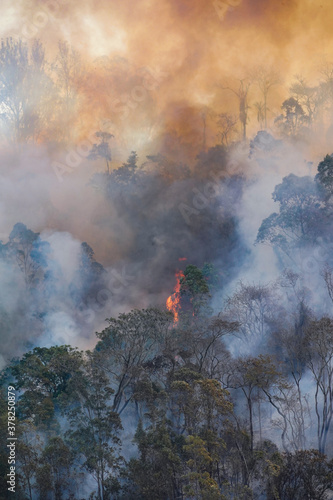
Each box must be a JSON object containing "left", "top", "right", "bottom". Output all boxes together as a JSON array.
[{"left": 2, "top": 0, "right": 333, "bottom": 155}]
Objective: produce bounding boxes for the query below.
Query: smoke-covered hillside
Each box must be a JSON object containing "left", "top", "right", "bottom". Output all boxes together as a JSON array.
[{"left": 2, "top": 1, "right": 333, "bottom": 498}]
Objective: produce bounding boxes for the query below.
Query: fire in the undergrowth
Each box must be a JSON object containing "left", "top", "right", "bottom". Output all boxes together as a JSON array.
[{"left": 166, "top": 270, "right": 184, "bottom": 323}]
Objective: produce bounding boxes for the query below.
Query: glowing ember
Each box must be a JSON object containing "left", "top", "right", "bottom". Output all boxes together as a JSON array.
[{"left": 166, "top": 270, "right": 184, "bottom": 323}]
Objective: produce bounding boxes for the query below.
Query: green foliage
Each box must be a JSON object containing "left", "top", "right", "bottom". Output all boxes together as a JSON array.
[
  {"left": 201, "top": 262, "right": 220, "bottom": 291},
  {"left": 180, "top": 265, "right": 210, "bottom": 297},
  {"left": 125, "top": 420, "right": 182, "bottom": 500},
  {"left": 10, "top": 345, "right": 83, "bottom": 427},
  {"left": 109, "top": 151, "right": 141, "bottom": 185},
  {"left": 178, "top": 264, "right": 212, "bottom": 318},
  {"left": 273, "top": 450, "right": 333, "bottom": 500},
  {"left": 256, "top": 172, "right": 328, "bottom": 265},
  {"left": 95, "top": 308, "right": 173, "bottom": 413},
  {"left": 3, "top": 305, "right": 333, "bottom": 499},
  {"left": 65, "top": 353, "right": 123, "bottom": 499},
  {"left": 184, "top": 435, "right": 226, "bottom": 500},
  {"left": 275, "top": 97, "right": 307, "bottom": 139},
  {"left": 36, "top": 437, "right": 73, "bottom": 499},
  {"left": 316, "top": 154, "right": 333, "bottom": 198}
]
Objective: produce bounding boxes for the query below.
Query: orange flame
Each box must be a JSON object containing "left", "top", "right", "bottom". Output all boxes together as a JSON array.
[{"left": 166, "top": 270, "right": 184, "bottom": 323}]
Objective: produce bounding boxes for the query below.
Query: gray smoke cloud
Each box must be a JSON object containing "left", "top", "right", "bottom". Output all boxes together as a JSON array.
[{"left": 0, "top": 126, "right": 329, "bottom": 367}]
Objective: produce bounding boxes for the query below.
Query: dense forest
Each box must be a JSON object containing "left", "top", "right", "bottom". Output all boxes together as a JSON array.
[{"left": 1, "top": 27, "right": 333, "bottom": 500}]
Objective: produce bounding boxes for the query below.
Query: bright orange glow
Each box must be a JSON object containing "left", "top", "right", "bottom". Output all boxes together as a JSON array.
[{"left": 166, "top": 270, "right": 184, "bottom": 323}]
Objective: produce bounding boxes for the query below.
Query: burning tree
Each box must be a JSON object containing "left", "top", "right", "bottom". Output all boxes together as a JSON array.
[{"left": 166, "top": 264, "right": 213, "bottom": 323}]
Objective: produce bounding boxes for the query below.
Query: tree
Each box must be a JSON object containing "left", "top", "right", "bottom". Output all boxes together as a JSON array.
[
  {"left": 110, "top": 151, "right": 140, "bottom": 185},
  {"left": 95, "top": 308, "right": 173, "bottom": 414},
  {"left": 125, "top": 419, "right": 183, "bottom": 500},
  {"left": 36, "top": 437, "right": 73, "bottom": 500},
  {"left": 322, "top": 264, "right": 333, "bottom": 306},
  {"left": 88, "top": 131, "right": 113, "bottom": 174},
  {"left": 251, "top": 66, "right": 280, "bottom": 128},
  {"left": 2, "top": 222, "right": 51, "bottom": 288},
  {"left": 66, "top": 353, "right": 123, "bottom": 500},
  {"left": 289, "top": 76, "right": 322, "bottom": 129},
  {"left": 178, "top": 264, "right": 210, "bottom": 318},
  {"left": 275, "top": 97, "right": 307, "bottom": 139},
  {"left": 249, "top": 130, "right": 281, "bottom": 160},
  {"left": 273, "top": 450, "right": 333, "bottom": 500},
  {"left": 218, "top": 420, "right": 255, "bottom": 497},
  {"left": 169, "top": 372, "right": 232, "bottom": 498},
  {"left": 183, "top": 434, "right": 226, "bottom": 500},
  {"left": 256, "top": 174, "right": 324, "bottom": 263},
  {"left": 216, "top": 112, "right": 238, "bottom": 146},
  {"left": 0, "top": 38, "right": 53, "bottom": 145},
  {"left": 251, "top": 440, "right": 281, "bottom": 500},
  {"left": 315, "top": 154, "right": 333, "bottom": 199},
  {"left": 304, "top": 318, "right": 333, "bottom": 454},
  {"left": 53, "top": 40, "right": 83, "bottom": 140},
  {"left": 16, "top": 421, "right": 41, "bottom": 500},
  {"left": 169, "top": 369, "right": 232, "bottom": 434},
  {"left": 318, "top": 62, "right": 333, "bottom": 126},
  {"left": 10, "top": 345, "right": 83, "bottom": 429},
  {"left": 271, "top": 271, "right": 312, "bottom": 450},
  {"left": 224, "top": 282, "right": 278, "bottom": 349},
  {"left": 254, "top": 101, "right": 265, "bottom": 129},
  {"left": 93, "top": 151, "right": 147, "bottom": 209},
  {"left": 220, "top": 79, "right": 251, "bottom": 141},
  {"left": 272, "top": 331, "right": 309, "bottom": 450},
  {"left": 70, "top": 241, "right": 106, "bottom": 307},
  {"left": 228, "top": 355, "right": 287, "bottom": 453},
  {"left": 183, "top": 316, "right": 237, "bottom": 378}
]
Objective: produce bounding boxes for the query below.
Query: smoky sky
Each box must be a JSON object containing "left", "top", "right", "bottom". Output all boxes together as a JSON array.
[{"left": 1, "top": 0, "right": 333, "bottom": 151}]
